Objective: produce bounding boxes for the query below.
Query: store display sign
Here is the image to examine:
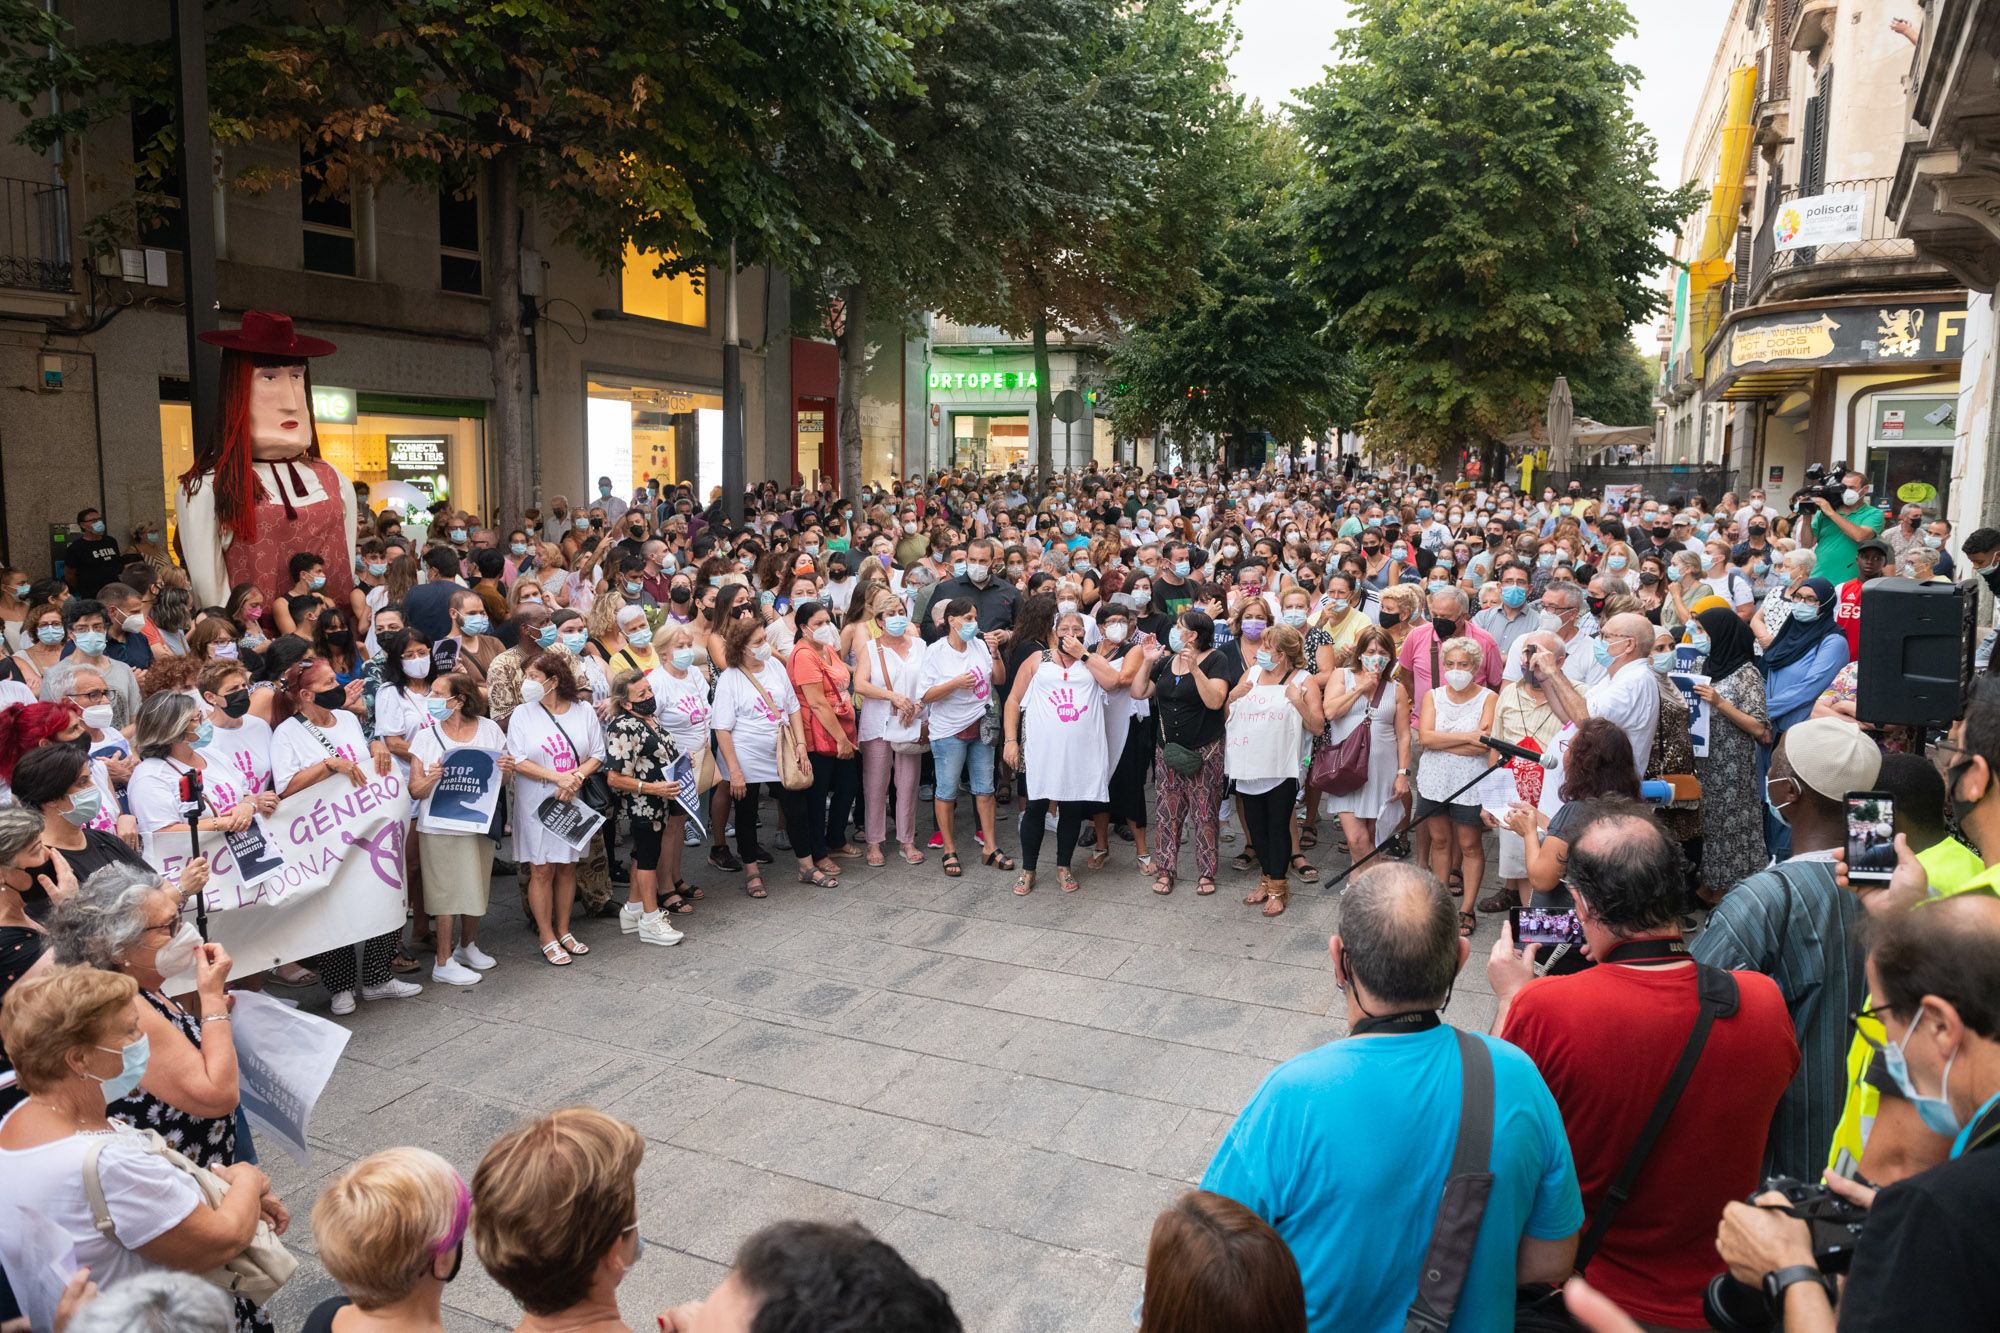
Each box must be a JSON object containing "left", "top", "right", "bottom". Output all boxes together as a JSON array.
[
  {"left": 928, "top": 368, "right": 1040, "bottom": 393},
  {"left": 387, "top": 434, "right": 449, "bottom": 500},
  {"left": 312, "top": 385, "right": 357, "bottom": 424},
  {"left": 1710, "top": 302, "right": 1968, "bottom": 396}
]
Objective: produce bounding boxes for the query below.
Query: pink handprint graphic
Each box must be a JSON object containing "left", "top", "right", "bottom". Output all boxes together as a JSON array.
[
  {"left": 673, "top": 696, "right": 710, "bottom": 728},
  {"left": 1050, "top": 688, "right": 1089, "bottom": 724},
  {"left": 969, "top": 666, "right": 990, "bottom": 702},
  {"left": 231, "top": 750, "right": 260, "bottom": 790},
  {"left": 541, "top": 733, "right": 578, "bottom": 773}
]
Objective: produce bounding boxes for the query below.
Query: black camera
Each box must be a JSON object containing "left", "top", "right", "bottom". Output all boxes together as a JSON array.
[
  {"left": 1703, "top": 1176, "right": 1866, "bottom": 1331},
  {"left": 1792, "top": 462, "right": 1848, "bottom": 515}
]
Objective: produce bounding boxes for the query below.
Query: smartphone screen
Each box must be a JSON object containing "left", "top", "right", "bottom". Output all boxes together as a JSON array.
[
  {"left": 1509, "top": 905, "right": 1584, "bottom": 948},
  {"left": 1845, "top": 791, "right": 1897, "bottom": 883}
]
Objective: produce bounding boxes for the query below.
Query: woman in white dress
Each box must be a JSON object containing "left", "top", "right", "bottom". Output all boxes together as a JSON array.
[
  {"left": 643, "top": 621, "right": 712, "bottom": 906},
  {"left": 852, "top": 590, "right": 927, "bottom": 868},
  {"left": 711, "top": 615, "right": 813, "bottom": 900},
  {"left": 1413, "top": 636, "right": 1498, "bottom": 936},
  {"left": 1224, "top": 624, "right": 1324, "bottom": 917},
  {"left": 1319, "top": 625, "right": 1412, "bottom": 867},
  {"left": 371, "top": 627, "right": 441, "bottom": 971},
  {"left": 1000, "top": 608, "right": 1124, "bottom": 896},
  {"left": 272, "top": 659, "right": 409, "bottom": 1015},
  {"left": 505, "top": 651, "right": 607, "bottom": 967},
  {"left": 125, "top": 693, "right": 273, "bottom": 862}
]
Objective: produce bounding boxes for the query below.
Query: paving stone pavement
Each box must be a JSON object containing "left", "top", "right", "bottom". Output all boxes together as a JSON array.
[{"left": 258, "top": 811, "right": 1510, "bottom": 1332}]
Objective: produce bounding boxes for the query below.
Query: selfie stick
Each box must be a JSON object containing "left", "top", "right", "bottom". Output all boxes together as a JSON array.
[
  {"left": 184, "top": 767, "right": 209, "bottom": 940},
  {"left": 1318, "top": 763, "right": 1500, "bottom": 892}
]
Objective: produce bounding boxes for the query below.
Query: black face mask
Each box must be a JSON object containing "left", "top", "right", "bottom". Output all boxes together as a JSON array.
[
  {"left": 669, "top": 587, "right": 692, "bottom": 605},
  {"left": 1432, "top": 616, "right": 1458, "bottom": 640},
  {"left": 1587, "top": 596, "right": 1607, "bottom": 616},
  {"left": 311, "top": 686, "right": 346, "bottom": 710},
  {"left": 1379, "top": 610, "right": 1403, "bottom": 628},
  {"left": 324, "top": 630, "right": 353, "bottom": 649},
  {"left": 219, "top": 688, "right": 252, "bottom": 719},
  {"left": 631, "top": 697, "right": 657, "bottom": 717},
  {"left": 1651, "top": 527, "right": 1670, "bottom": 541}
]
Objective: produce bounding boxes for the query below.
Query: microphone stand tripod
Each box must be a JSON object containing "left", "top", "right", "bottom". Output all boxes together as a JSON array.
[
  {"left": 1319, "top": 761, "right": 1502, "bottom": 892},
  {"left": 185, "top": 767, "right": 209, "bottom": 941}
]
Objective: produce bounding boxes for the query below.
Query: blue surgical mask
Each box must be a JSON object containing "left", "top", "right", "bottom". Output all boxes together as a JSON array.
[
  {"left": 1764, "top": 774, "right": 1794, "bottom": 828},
  {"left": 1282, "top": 609, "right": 1307, "bottom": 628},
  {"left": 1061, "top": 521, "right": 1077, "bottom": 536},
  {"left": 1606, "top": 556, "right": 1627, "bottom": 571},
  {"left": 36, "top": 624, "right": 64, "bottom": 645},
  {"left": 1789, "top": 601, "right": 1819, "bottom": 622},
  {"left": 62, "top": 785, "right": 105, "bottom": 828},
  {"left": 1138, "top": 562, "right": 1157, "bottom": 578},
  {"left": 1592, "top": 637, "right": 1614, "bottom": 667},
  {"left": 670, "top": 647, "right": 696, "bottom": 670},
  {"left": 1173, "top": 560, "right": 1191, "bottom": 578},
  {"left": 535, "top": 625, "right": 559, "bottom": 649},
  {"left": 365, "top": 561, "right": 388, "bottom": 577},
  {"left": 1650, "top": 650, "right": 1675, "bottom": 674},
  {"left": 512, "top": 542, "right": 529, "bottom": 556},
  {"left": 1500, "top": 585, "right": 1528, "bottom": 609},
  {"left": 1427, "top": 581, "right": 1448, "bottom": 596},
  {"left": 425, "top": 696, "right": 452, "bottom": 720},
  {"left": 884, "top": 615, "right": 910, "bottom": 637},
  {"left": 953, "top": 561, "right": 968, "bottom": 579},
  {"left": 625, "top": 582, "right": 644, "bottom": 597},
  {"left": 956, "top": 621, "right": 979, "bottom": 643},
  {"left": 627, "top": 627, "right": 654, "bottom": 649},
  {"left": 1168, "top": 626, "right": 1186, "bottom": 652},
  {"left": 74, "top": 630, "right": 107, "bottom": 656},
  {"left": 193, "top": 719, "right": 214, "bottom": 749},
  {"left": 1688, "top": 627, "right": 1711, "bottom": 654},
  {"left": 309, "top": 575, "right": 327, "bottom": 591},
  {"left": 1255, "top": 650, "right": 1276, "bottom": 671},
  {"left": 88, "top": 520, "right": 105, "bottom": 535},
  {"left": 91, "top": 1033, "right": 150, "bottom": 1102},
  {"left": 461, "top": 614, "right": 490, "bottom": 637},
  {"left": 1884, "top": 1019, "right": 1962, "bottom": 1138},
  {"left": 561, "top": 630, "right": 588, "bottom": 653}
]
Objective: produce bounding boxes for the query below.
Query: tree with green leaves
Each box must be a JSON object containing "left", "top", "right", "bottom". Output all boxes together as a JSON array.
[
  {"left": 14, "top": 0, "right": 937, "bottom": 519},
  {"left": 1107, "top": 112, "right": 1361, "bottom": 467},
  {"left": 1293, "top": 0, "right": 1694, "bottom": 472},
  {"left": 1567, "top": 339, "right": 1658, "bottom": 426}
]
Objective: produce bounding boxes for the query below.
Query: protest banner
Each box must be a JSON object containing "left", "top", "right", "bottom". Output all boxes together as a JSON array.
[
  {"left": 669, "top": 751, "right": 708, "bottom": 841},
  {"left": 1670, "top": 671, "right": 1711, "bottom": 758},
  {"left": 228, "top": 990, "right": 351, "bottom": 1164},
  {"left": 418, "top": 746, "right": 504, "bottom": 837},
  {"left": 537, "top": 792, "right": 606, "bottom": 852},
  {"left": 148, "top": 771, "right": 412, "bottom": 980}
]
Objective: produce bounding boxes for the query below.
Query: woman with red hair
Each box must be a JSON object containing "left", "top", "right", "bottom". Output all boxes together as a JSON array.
[{"left": 0, "top": 700, "right": 79, "bottom": 787}]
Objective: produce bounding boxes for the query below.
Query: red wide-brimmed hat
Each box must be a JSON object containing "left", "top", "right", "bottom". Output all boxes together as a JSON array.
[{"left": 197, "top": 310, "right": 337, "bottom": 358}]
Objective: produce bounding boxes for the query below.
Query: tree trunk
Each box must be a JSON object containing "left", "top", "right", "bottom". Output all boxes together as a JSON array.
[
  {"left": 1031, "top": 310, "right": 1054, "bottom": 483},
  {"left": 484, "top": 149, "right": 531, "bottom": 525},
  {"left": 836, "top": 282, "right": 868, "bottom": 501}
]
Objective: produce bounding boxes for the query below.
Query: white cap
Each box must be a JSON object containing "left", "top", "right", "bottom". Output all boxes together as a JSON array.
[{"left": 1784, "top": 717, "right": 1883, "bottom": 801}]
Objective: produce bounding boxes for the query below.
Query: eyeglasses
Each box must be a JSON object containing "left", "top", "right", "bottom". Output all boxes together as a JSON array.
[
  {"left": 67, "top": 689, "right": 112, "bottom": 703},
  {"left": 1850, "top": 1002, "right": 1899, "bottom": 1053}
]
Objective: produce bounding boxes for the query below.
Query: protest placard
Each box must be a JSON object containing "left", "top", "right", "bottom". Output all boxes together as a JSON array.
[
  {"left": 1670, "top": 671, "right": 1711, "bottom": 758},
  {"left": 228, "top": 990, "right": 351, "bottom": 1164},
  {"left": 418, "top": 746, "right": 505, "bottom": 837},
  {"left": 537, "top": 792, "right": 606, "bottom": 851}
]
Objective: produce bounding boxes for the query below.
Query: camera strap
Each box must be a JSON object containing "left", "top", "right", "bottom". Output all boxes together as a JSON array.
[
  {"left": 1573, "top": 962, "right": 1740, "bottom": 1273},
  {"left": 1400, "top": 1028, "right": 1495, "bottom": 1333}
]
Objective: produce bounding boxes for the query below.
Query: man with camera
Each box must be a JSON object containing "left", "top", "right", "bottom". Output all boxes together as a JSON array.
[
  {"left": 1798, "top": 468, "right": 1885, "bottom": 585},
  {"left": 1490, "top": 803, "right": 1798, "bottom": 1330},
  {"left": 1203, "top": 862, "right": 1583, "bottom": 1333},
  {"left": 1713, "top": 892, "right": 2000, "bottom": 1332},
  {"left": 1694, "top": 718, "right": 1874, "bottom": 1182}
]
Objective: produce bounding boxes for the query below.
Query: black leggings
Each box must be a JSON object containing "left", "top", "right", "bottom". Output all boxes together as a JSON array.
[
  {"left": 736, "top": 782, "right": 814, "bottom": 862},
  {"left": 305, "top": 929, "right": 402, "bottom": 995},
  {"left": 629, "top": 817, "right": 664, "bottom": 872},
  {"left": 1107, "top": 720, "right": 1153, "bottom": 828},
  {"left": 1019, "top": 798, "right": 1103, "bottom": 871},
  {"left": 808, "top": 752, "right": 861, "bottom": 858},
  {"left": 1238, "top": 780, "right": 1298, "bottom": 879}
]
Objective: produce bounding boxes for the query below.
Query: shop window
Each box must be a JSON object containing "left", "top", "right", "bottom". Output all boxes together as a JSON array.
[
  {"left": 1861, "top": 391, "right": 1958, "bottom": 520},
  {"left": 620, "top": 245, "right": 707, "bottom": 327},
  {"left": 439, "top": 187, "right": 483, "bottom": 294},
  {"left": 586, "top": 377, "right": 723, "bottom": 497},
  {"left": 301, "top": 142, "right": 356, "bottom": 276}
]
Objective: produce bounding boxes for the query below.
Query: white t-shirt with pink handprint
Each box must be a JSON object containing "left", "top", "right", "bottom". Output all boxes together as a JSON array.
[{"left": 1020, "top": 654, "right": 1111, "bottom": 803}]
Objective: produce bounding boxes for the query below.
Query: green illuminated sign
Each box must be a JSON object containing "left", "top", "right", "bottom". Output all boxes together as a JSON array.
[
  {"left": 313, "top": 384, "right": 357, "bottom": 424},
  {"left": 927, "top": 368, "right": 1039, "bottom": 392}
]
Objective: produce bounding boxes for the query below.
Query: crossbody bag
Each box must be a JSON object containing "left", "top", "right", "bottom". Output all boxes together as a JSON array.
[
  {"left": 743, "top": 667, "right": 813, "bottom": 791},
  {"left": 541, "top": 703, "right": 614, "bottom": 814}
]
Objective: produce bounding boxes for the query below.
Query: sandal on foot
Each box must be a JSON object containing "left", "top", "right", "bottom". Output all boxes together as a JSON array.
[
  {"left": 1476, "top": 889, "right": 1514, "bottom": 914},
  {"left": 1289, "top": 854, "right": 1320, "bottom": 884},
  {"left": 1458, "top": 910, "right": 1477, "bottom": 937},
  {"left": 900, "top": 845, "right": 925, "bottom": 865},
  {"left": 1298, "top": 827, "right": 1319, "bottom": 850},
  {"left": 390, "top": 952, "right": 423, "bottom": 974},
  {"left": 662, "top": 896, "right": 695, "bottom": 915},
  {"left": 814, "top": 857, "right": 842, "bottom": 875},
  {"left": 557, "top": 932, "right": 590, "bottom": 956},
  {"left": 1263, "top": 885, "right": 1289, "bottom": 918},
  {"left": 1013, "top": 871, "right": 1036, "bottom": 896},
  {"left": 800, "top": 868, "right": 839, "bottom": 888},
  {"left": 866, "top": 846, "right": 887, "bottom": 867},
  {"left": 744, "top": 876, "right": 768, "bottom": 898},
  {"left": 1151, "top": 873, "right": 1174, "bottom": 896},
  {"left": 675, "top": 880, "right": 705, "bottom": 901},
  {"left": 941, "top": 853, "right": 963, "bottom": 878},
  {"left": 539, "top": 940, "right": 572, "bottom": 967},
  {"left": 1086, "top": 848, "right": 1110, "bottom": 870},
  {"left": 1243, "top": 882, "right": 1269, "bottom": 905},
  {"left": 1196, "top": 877, "right": 1217, "bottom": 896},
  {"left": 1230, "top": 850, "right": 1258, "bottom": 872},
  {"left": 981, "top": 848, "right": 1017, "bottom": 872},
  {"left": 1056, "top": 868, "right": 1080, "bottom": 894}
]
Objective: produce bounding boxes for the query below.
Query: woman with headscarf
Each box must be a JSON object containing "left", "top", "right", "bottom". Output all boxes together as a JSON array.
[
  {"left": 1755, "top": 575, "right": 1849, "bottom": 858},
  {"left": 1686, "top": 605, "right": 1769, "bottom": 898}
]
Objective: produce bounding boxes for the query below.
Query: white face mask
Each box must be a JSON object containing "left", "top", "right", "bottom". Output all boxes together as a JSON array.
[
  {"left": 1102, "top": 622, "right": 1129, "bottom": 643},
  {"left": 403, "top": 654, "right": 431, "bottom": 678},
  {"left": 520, "top": 678, "right": 547, "bottom": 705},
  {"left": 1443, "top": 668, "right": 1474, "bottom": 691},
  {"left": 752, "top": 643, "right": 774, "bottom": 663},
  {"left": 155, "top": 922, "right": 202, "bottom": 978},
  {"left": 812, "top": 624, "right": 839, "bottom": 647}
]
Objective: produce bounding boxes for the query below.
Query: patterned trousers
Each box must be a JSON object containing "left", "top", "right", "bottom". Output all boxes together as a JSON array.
[{"left": 1153, "top": 739, "right": 1225, "bottom": 882}]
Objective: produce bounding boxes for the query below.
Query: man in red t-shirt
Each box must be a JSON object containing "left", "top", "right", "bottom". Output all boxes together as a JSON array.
[
  {"left": 1490, "top": 802, "right": 1799, "bottom": 1329},
  {"left": 1836, "top": 539, "right": 1891, "bottom": 662}
]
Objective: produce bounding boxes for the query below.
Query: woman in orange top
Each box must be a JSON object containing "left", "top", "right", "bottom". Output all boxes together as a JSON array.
[{"left": 787, "top": 600, "right": 861, "bottom": 878}]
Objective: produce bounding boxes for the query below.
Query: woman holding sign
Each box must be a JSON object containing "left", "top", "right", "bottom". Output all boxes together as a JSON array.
[
  {"left": 273, "top": 660, "right": 411, "bottom": 1016},
  {"left": 407, "top": 674, "right": 509, "bottom": 985},
  {"left": 127, "top": 693, "right": 276, "bottom": 858},
  {"left": 603, "top": 668, "right": 690, "bottom": 947},
  {"left": 505, "top": 653, "right": 607, "bottom": 967},
  {"left": 1687, "top": 605, "right": 1770, "bottom": 899}
]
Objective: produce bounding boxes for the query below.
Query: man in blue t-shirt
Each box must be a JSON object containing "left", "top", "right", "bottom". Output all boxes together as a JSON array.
[{"left": 1203, "top": 863, "right": 1582, "bottom": 1333}]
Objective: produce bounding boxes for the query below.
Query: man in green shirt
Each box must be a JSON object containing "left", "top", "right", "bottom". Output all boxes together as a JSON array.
[{"left": 1802, "top": 467, "right": 1885, "bottom": 583}]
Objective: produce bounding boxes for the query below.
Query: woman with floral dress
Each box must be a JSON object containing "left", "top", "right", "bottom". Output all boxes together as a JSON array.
[
  {"left": 604, "top": 667, "right": 691, "bottom": 947},
  {"left": 1687, "top": 606, "right": 1771, "bottom": 898}
]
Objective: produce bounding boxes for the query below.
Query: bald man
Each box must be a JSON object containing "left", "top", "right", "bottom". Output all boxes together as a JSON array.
[{"left": 1526, "top": 611, "right": 1660, "bottom": 818}]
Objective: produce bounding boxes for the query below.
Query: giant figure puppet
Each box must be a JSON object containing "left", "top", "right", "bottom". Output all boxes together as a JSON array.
[{"left": 177, "top": 311, "right": 356, "bottom": 610}]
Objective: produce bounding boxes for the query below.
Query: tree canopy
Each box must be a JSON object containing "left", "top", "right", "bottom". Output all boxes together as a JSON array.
[{"left": 1292, "top": 0, "right": 1694, "bottom": 469}]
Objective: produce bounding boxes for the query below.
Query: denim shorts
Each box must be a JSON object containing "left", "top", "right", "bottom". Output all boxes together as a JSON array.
[{"left": 930, "top": 734, "right": 995, "bottom": 800}]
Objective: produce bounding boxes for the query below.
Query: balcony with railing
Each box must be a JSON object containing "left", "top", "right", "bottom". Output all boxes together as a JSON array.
[
  {"left": 1747, "top": 177, "right": 1945, "bottom": 304},
  {"left": 0, "top": 175, "right": 71, "bottom": 293}
]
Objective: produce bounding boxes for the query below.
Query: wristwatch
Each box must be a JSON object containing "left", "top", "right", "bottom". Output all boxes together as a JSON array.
[
  {"left": 1396, "top": 767, "right": 1411, "bottom": 776},
  {"left": 1761, "top": 1265, "right": 1826, "bottom": 1307}
]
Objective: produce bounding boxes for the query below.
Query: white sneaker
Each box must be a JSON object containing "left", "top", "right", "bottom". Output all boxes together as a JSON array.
[
  {"left": 636, "top": 912, "right": 684, "bottom": 946},
  {"left": 361, "top": 978, "right": 423, "bottom": 1002},
  {"left": 431, "top": 958, "right": 482, "bottom": 986},
  {"left": 329, "top": 989, "right": 356, "bottom": 1016},
  {"left": 454, "top": 943, "right": 497, "bottom": 971},
  {"left": 683, "top": 823, "right": 704, "bottom": 846},
  {"left": 619, "top": 902, "right": 644, "bottom": 934}
]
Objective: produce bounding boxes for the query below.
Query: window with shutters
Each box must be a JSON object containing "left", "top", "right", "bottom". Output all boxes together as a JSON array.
[
  {"left": 1768, "top": 1, "right": 1794, "bottom": 101},
  {"left": 1801, "top": 65, "right": 1833, "bottom": 196}
]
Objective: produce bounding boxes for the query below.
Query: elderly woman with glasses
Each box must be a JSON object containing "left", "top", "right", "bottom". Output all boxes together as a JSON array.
[{"left": 125, "top": 691, "right": 275, "bottom": 863}]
